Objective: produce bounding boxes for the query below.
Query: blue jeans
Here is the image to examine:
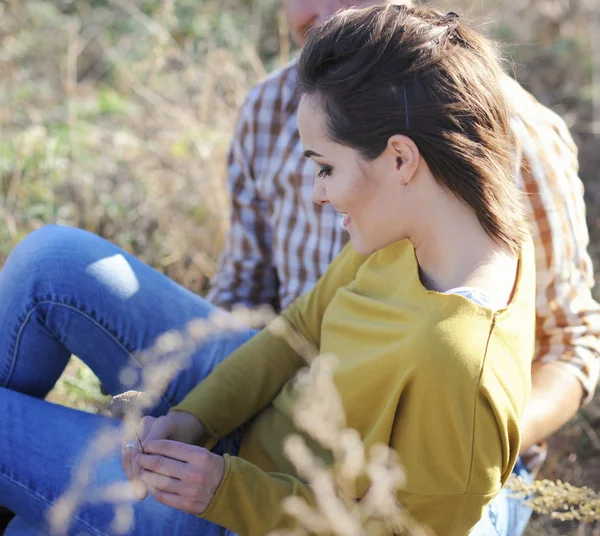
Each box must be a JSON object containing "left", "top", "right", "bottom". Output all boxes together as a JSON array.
[
  {"left": 0, "top": 225, "right": 533, "bottom": 536},
  {"left": 0, "top": 225, "right": 255, "bottom": 535},
  {"left": 471, "top": 458, "right": 534, "bottom": 536}
]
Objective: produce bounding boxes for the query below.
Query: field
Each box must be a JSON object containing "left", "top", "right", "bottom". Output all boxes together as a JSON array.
[{"left": 2, "top": 0, "right": 599, "bottom": 533}]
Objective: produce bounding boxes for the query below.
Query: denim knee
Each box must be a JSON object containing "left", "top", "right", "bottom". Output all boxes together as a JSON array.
[
  {"left": 7, "top": 224, "right": 81, "bottom": 268},
  {"left": 2, "top": 225, "right": 106, "bottom": 301}
]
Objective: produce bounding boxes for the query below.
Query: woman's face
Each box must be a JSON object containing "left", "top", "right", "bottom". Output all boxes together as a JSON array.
[
  {"left": 297, "top": 96, "right": 411, "bottom": 255},
  {"left": 284, "top": 0, "right": 390, "bottom": 46}
]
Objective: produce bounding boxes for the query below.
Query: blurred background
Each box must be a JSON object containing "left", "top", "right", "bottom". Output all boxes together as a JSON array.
[{"left": 1, "top": 0, "right": 599, "bottom": 533}]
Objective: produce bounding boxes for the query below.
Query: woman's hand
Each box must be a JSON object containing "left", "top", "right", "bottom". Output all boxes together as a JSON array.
[
  {"left": 136, "top": 440, "right": 226, "bottom": 515},
  {"left": 121, "top": 411, "right": 205, "bottom": 492}
]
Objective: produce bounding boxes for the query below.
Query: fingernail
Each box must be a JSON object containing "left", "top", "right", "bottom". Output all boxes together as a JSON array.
[{"left": 131, "top": 480, "right": 148, "bottom": 500}]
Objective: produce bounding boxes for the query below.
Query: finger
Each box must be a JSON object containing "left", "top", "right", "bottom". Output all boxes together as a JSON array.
[
  {"left": 136, "top": 453, "right": 188, "bottom": 480},
  {"left": 121, "top": 439, "right": 140, "bottom": 482},
  {"left": 144, "top": 439, "right": 202, "bottom": 462},
  {"left": 140, "top": 469, "right": 185, "bottom": 495},
  {"left": 138, "top": 415, "right": 157, "bottom": 442},
  {"left": 132, "top": 416, "right": 171, "bottom": 479},
  {"left": 122, "top": 416, "right": 155, "bottom": 480},
  {"left": 143, "top": 415, "right": 175, "bottom": 443},
  {"left": 120, "top": 441, "right": 149, "bottom": 500},
  {"left": 150, "top": 489, "right": 195, "bottom": 514}
]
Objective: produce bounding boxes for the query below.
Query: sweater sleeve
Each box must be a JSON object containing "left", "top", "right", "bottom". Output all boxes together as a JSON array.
[
  {"left": 171, "top": 244, "right": 365, "bottom": 446},
  {"left": 200, "top": 455, "right": 314, "bottom": 535},
  {"left": 200, "top": 457, "right": 428, "bottom": 536},
  {"left": 198, "top": 391, "right": 503, "bottom": 536}
]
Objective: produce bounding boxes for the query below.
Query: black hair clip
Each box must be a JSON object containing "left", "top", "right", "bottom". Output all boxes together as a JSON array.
[
  {"left": 403, "top": 86, "right": 410, "bottom": 129},
  {"left": 444, "top": 11, "right": 460, "bottom": 34}
]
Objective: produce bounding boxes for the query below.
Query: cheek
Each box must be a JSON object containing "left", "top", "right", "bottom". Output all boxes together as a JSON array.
[
  {"left": 339, "top": 176, "right": 374, "bottom": 214},
  {"left": 285, "top": 1, "right": 315, "bottom": 40}
]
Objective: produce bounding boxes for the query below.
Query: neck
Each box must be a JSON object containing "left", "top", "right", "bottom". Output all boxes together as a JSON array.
[{"left": 408, "top": 190, "right": 514, "bottom": 293}]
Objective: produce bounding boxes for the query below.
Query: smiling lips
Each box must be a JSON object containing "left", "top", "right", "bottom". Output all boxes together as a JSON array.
[{"left": 337, "top": 211, "right": 351, "bottom": 228}]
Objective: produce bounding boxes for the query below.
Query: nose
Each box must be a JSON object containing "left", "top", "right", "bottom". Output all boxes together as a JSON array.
[{"left": 312, "top": 182, "right": 330, "bottom": 206}]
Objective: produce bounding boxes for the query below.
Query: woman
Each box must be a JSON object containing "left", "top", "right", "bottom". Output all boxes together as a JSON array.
[{"left": 0, "top": 5, "right": 535, "bottom": 535}]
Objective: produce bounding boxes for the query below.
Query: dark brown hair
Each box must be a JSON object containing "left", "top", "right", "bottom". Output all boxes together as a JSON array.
[{"left": 297, "top": 5, "right": 527, "bottom": 255}]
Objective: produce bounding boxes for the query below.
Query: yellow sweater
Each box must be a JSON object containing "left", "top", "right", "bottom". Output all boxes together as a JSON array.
[{"left": 174, "top": 238, "right": 535, "bottom": 535}]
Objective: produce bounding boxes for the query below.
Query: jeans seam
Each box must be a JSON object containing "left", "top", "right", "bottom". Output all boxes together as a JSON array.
[
  {"left": 6, "top": 299, "right": 172, "bottom": 409},
  {"left": 1, "top": 302, "right": 44, "bottom": 387},
  {"left": 0, "top": 470, "right": 106, "bottom": 536}
]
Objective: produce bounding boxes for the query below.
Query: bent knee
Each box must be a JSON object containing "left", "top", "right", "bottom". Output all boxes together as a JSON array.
[
  {"left": 9, "top": 224, "right": 87, "bottom": 265},
  {"left": 3, "top": 225, "right": 114, "bottom": 287}
]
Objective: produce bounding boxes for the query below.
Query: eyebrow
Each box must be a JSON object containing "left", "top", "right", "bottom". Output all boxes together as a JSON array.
[{"left": 302, "top": 150, "right": 324, "bottom": 159}]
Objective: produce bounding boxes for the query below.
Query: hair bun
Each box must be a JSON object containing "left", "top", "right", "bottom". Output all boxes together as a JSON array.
[{"left": 444, "top": 11, "right": 460, "bottom": 29}]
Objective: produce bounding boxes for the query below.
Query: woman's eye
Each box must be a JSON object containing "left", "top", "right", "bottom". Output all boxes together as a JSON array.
[{"left": 317, "top": 166, "right": 333, "bottom": 178}]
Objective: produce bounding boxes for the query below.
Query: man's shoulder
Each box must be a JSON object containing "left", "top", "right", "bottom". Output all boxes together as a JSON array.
[
  {"left": 242, "top": 59, "right": 299, "bottom": 112},
  {"left": 500, "top": 72, "right": 572, "bottom": 135}
]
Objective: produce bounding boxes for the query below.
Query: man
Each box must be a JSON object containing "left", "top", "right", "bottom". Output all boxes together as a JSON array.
[{"left": 207, "top": 0, "right": 600, "bottom": 534}]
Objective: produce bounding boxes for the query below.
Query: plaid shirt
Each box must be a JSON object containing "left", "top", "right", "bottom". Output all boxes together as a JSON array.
[{"left": 208, "top": 60, "right": 600, "bottom": 403}]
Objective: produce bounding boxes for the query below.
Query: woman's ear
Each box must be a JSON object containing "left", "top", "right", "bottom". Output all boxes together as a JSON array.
[{"left": 388, "top": 135, "right": 420, "bottom": 185}]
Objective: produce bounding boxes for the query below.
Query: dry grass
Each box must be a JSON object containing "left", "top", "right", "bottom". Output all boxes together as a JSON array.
[
  {"left": 2, "top": 0, "right": 599, "bottom": 534},
  {"left": 1, "top": 0, "right": 276, "bottom": 291}
]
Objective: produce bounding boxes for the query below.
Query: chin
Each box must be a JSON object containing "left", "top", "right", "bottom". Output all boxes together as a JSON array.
[
  {"left": 350, "top": 238, "right": 378, "bottom": 256},
  {"left": 350, "top": 233, "right": 401, "bottom": 255}
]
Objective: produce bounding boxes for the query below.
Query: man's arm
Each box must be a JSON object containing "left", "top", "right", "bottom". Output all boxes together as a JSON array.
[
  {"left": 206, "top": 88, "right": 280, "bottom": 311},
  {"left": 509, "top": 93, "right": 600, "bottom": 452},
  {"left": 520, "top": 361, "right": 584, "bottom": 452}
]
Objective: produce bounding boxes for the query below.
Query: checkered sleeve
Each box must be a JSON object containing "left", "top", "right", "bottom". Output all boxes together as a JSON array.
[
  {"left": 206, "top": 87, "right": 280, "bottom": 311},
  {"left": 511, "top": 94, "right": 600, "bottom": 405}
]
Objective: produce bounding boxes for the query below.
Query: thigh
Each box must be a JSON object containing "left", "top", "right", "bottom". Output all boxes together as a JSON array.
[
  {"left": 470, "top": 488, "right": 510, "bottom": 536},
  {"left": 0, "top": 225, "right": 256, "bottom": 413},
  {"left": 0, "top": 388, "right": 230, "bottom": 536}
]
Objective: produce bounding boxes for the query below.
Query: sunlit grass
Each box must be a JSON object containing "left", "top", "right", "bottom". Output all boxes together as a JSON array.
[
  {"left": 3, "top": 0, "right": 600, "bottom": 533},
  {"left": 46, "top": 357, "right": 109, "bottom": 413}
]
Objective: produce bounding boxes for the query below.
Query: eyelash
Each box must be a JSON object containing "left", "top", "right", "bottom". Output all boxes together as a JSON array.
[{"left": 317, "top": 165, "right": 333, "bottom": 178}]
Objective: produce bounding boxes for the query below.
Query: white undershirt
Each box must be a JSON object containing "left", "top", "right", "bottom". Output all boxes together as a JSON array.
[{"left": 445, "top": 286, "right": 508, "bottom": 311}]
